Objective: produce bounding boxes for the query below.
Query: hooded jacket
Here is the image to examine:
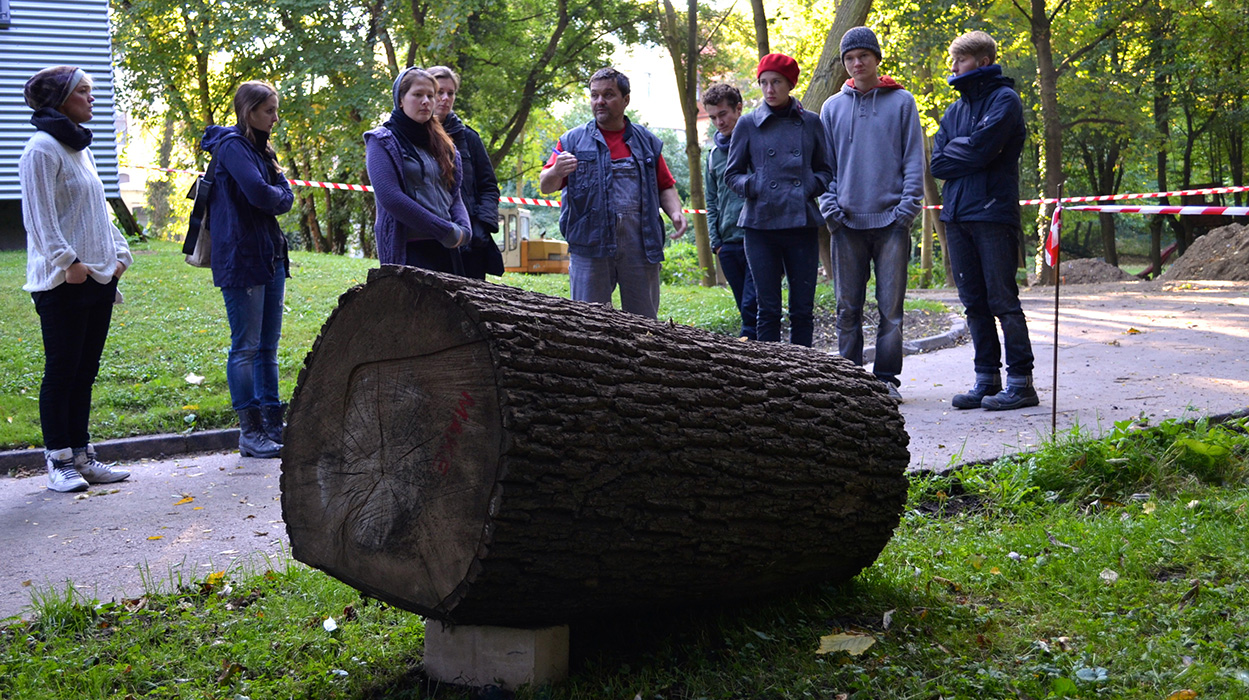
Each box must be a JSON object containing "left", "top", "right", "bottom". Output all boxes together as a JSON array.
[
  {"left": 817, "top": 76, "right": 925, "bottom": 231},
  {"left": 930, "top": 65, "right": 1025, "bottom": 226},
  {"left": 724, "top": 98, "right": 832, "bottom": 230},
  {"left": 200, "top": 125, "right": 293, "bottom": 288}
]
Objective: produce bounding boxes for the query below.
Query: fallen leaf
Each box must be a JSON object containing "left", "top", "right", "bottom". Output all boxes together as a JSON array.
[
  {"left": 1176, "top": 580, "right": 1200, "bottom": 611},
  {"left": 969, "top": 554, "right": 984, "bottom": 570},
  {"left": 1125, "top": 328, "right": 1142, "bottom": 335},
  {"left": 990, "top": 567, "right": 1002, "bottom": 575},
  {"left": 1186, "top": 500, "right": 1200, "bottom": 509},
  {"left": 1100, "top": 569, "right": 1119, "bottom": 585},
  {"left": 184, "top": 373, "right": 205, "bottom": 385},
  {"left": 1055, "top": 636, "right": 1073, "bottom": 652},
  {"left": 882, "top": 609, "right": 894, "bottom": 630},
  {"left": 1047, "top": 531, "right": 1080, "bottom": 552},
  {"left": 147, "top": 535, "right": 163, "bottom": 541},
  {"left": 1164, "top": 690, "right": 1197, "bottom": 700},
  {"left": 816, "top": 632, "right": 876, "bottom": 656},
  {"left": 216, "top": 660, "right": 243, "bottom": 685},
  {"left": 1075, "top": 666, "right": 1109, "bottom": 682},
  {"left": 174, "top": 496, "right": 194, "bottom": 506},
  {"left": 1143, "top": 501, "right": 1157, "bottom": 514}
]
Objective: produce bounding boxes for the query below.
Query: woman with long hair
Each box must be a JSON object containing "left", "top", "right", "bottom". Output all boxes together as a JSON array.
[
  {"left": 200, "top": 81, "right": 294, "bottom": 458},
  {"left": 20, "top": 65, "right": 133, "bottom": 492},
  {"left": 365, "top": 67, "right": 471, "bottom": 270},
  {"left": 428, "top": 65, "right": 504, "bottom": 279}
]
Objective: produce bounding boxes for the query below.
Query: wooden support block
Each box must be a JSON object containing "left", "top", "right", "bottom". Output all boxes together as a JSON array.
[{"left": 423, "top": 623, "right": 569, "bottom": 689}]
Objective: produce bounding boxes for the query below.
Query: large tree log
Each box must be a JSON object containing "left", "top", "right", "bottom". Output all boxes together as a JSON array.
[{"left": 281, "top": 266, "right": 909, "bottom": 627}]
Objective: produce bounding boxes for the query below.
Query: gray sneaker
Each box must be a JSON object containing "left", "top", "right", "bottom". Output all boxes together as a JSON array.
[
  {"left": 886, "top": 383, "right": 903, "bottom": 402},
  {"left": 46, "top": 448, "right": 88, "bottom": 492},
  {"left": 73, "top": 444, "right": 131, "bottom": 484}
]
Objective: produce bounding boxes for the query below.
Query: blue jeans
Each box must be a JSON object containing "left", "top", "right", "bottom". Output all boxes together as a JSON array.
[
  {"left": 945, "top": 221, "right": 1034, "bottom": 377},
  {"left": 32, "top": 277, "right": 117, "bottom": 450},
  {"left": 221, "top": 261, "right": 286, "bottom": 411},
  {"left": 743, "top": 227, "right": 818, "bottom": 346},
  {"left": 832, "top": 220, "right": 910, "bottom": 385},
  {"left": 717, "top": 242, "right": 757, "bottom": 339}
]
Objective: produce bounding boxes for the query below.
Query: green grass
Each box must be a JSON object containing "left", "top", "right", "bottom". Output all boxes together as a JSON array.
[
  {"left": 1, "top": 240, "right": 940, "bottom": 450},
  {"left": 2, "top": 417, "right": 1247, "bottom": 699}
]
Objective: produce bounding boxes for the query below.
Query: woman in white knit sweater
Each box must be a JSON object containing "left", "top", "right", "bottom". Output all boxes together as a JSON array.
[{"left": 20, "top": 66, "right": 133, "bottom": 493}]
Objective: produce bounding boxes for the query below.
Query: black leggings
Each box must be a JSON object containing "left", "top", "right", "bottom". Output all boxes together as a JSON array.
[{"left": 32, "top": 277, "right": 117, "bottom": 451}]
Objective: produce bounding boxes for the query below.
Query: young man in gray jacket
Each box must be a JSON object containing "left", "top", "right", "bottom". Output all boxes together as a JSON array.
[{"left": 819, "top": 26, "right": 925, "bottom": 399}]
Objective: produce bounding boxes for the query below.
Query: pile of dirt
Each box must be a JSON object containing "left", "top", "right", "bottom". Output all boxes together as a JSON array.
[
  {"left": 1160, "top": 223, "right": 1249, "bottom": 281},
  {"left": 1057, "top": 257, "right": 1135, "bottom": 284}
]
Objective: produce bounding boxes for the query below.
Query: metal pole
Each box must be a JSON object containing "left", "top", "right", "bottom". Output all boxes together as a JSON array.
[{"left": 1051, "top": 184, "right": 1063, "bottom": 436}]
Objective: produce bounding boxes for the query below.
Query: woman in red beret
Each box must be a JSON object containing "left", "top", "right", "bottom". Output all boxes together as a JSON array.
[{"left": 724, "top": 53, "right": 833, "bottom": 347}]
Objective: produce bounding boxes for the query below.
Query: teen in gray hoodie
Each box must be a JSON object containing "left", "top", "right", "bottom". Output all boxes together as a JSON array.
[{"left": 818, "top": 26, "right": 925, "bottom": 400}]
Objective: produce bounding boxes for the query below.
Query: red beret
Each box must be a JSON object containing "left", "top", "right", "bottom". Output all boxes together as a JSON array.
[{"left": 756, "top": 53, "right": 800, "bottom": 88}]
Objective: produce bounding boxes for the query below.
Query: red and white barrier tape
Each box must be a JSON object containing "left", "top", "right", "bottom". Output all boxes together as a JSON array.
[
  {"left": 131, "top": 164, "right": 709, "bottom": 213},
  {"left": 130, "top": 165, "right": 1246, "bottom": 217},
  {"left": 1064, "top": 204, "right": 1249, "bottom": 216}
]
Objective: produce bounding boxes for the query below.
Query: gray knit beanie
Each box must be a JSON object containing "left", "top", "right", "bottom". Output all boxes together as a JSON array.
[
  {"left": 840, "top": 26, "right": 882, "bottom": 61},
  {"left": 24, "top": 66, "right": 85, "bottom": 110}
]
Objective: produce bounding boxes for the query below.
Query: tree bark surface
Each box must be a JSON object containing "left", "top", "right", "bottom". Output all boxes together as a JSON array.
[{"left": 282, "top": 266, "right": 910, "bottom": 627}]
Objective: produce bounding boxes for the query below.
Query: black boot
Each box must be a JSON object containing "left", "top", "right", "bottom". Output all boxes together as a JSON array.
[
  {"left": 261, "top": 403, "right": 286, "bottom": 444},
  {"left": 238, "top": 407, "right": 282, "bottom": 458},
  {"left": 981, "top": 375, "right": 1040, "bottom": 411},
  {"left": 952, "top": 373, "right": 1002, "bottom": 410}
]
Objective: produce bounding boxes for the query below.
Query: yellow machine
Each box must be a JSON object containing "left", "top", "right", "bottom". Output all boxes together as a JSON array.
[{"left": 498, "top": 207, "right": 569, "bottom": 274}]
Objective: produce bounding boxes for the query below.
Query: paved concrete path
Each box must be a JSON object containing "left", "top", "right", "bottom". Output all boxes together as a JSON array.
[
  {"left": 899, "top": 279, "right": 1247, "bottom": 471},
  {"left": 1, "top": 279, "right": 1245, "bottom": 621}
]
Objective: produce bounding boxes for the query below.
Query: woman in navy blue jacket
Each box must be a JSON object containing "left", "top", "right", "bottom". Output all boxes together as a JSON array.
[
  {"left": 725, "top": 54, "right": 832, "bottom": 347},
  {"left": 201, "top": 81, "right": 294, "bottom": 458}
]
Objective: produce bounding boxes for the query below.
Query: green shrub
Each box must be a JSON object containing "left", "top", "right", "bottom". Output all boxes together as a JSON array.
[{"left": 660, "top": 241, "right": 707, "bottom": 285}]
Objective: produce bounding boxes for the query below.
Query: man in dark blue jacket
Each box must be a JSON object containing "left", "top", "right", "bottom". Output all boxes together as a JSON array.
[{"left": 931, "top": 30, "right": 1037, "bottom": 411}]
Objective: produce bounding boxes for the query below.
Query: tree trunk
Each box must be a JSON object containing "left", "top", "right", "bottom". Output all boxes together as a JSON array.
[
  {"left": 660, "top": 0, "right": 716, "bottom": 286},
  {"left": 750, "top": 0, "right": 769, "bottom": 57},
  {"left": 1149, "top": 1, "right": 1172, "bottom": 278},
  {"left": 146, "top": 111, "right": 178, "bottom": 237},
  {"left": 801, "top": 0, "right": 872, "bottom": 110},
  {"left": 1028, "top": 0, "right": 1062, "bottom": 284},
  {"left": 281, "top": 266, "right": 910, "bottom": 627}
]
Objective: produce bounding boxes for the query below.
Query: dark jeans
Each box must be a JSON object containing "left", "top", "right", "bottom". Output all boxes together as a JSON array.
[
  {"left": 717, "top": 242, "right": 757, "bottom": 340},
  {"left": 221, "top": 261, "right": 285, "bottom": 412},
  {"left": 743, "top": 227, "right": 818, "bottom": 346},
  {"left": 32, "top": 277, "right": 118, "bottom": 451},
  {"left": 945, "top": 221, "right": 1035, "bottom": 377},
  {"left": 832, "top": 220, "right": 910, "bottom": 385},
  {"left": 406, "top": 239, "right": 465, "bottom": 276}
]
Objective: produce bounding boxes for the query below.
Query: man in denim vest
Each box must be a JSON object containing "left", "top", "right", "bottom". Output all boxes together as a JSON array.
[{"left": 539, "top": 68, "right": 688, "bottom": 319}]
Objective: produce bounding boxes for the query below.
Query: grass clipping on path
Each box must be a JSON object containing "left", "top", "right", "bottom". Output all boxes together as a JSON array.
[{"left": 2, "top": 416, "right": 1247, "bottom": 699}]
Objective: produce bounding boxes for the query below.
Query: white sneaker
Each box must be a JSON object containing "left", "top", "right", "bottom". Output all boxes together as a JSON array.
[
  {"left": 73, "top": 445, "right": 131, "bottom": 484},
  {"left": 46, "top": 448, "right": 88, "bottom": 492}
]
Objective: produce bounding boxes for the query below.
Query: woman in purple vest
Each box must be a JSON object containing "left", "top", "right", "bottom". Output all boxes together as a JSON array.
[{"left": 365, "top": 67, "right": 471, "bottom": 270}]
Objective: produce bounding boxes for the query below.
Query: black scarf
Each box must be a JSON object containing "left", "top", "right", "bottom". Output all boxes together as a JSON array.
[
  {"left": 31, "top": 108, "right": 92, "bottom": 151},
  {"left": 250, "top": 127, "right": 271, "bottom": 153},
  {"left": 440, "top": 111, "right": 465, "bottom": 138},
  {"left": 384, "top": 108, "right": 432, "bottom": 160}
]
